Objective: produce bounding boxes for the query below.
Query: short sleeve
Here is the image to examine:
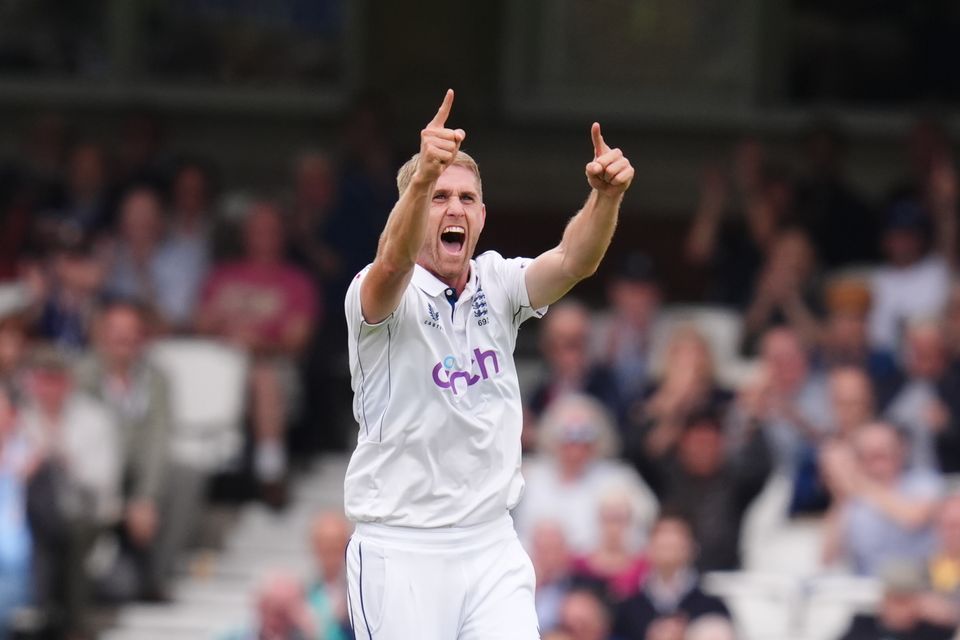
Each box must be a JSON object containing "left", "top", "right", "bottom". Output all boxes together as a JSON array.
[
  {"left": 344, "top": 265, "right": 407, "bottom": 334},
  {"left": 483, "top": 252, "right": 548, "bottom": 326}
]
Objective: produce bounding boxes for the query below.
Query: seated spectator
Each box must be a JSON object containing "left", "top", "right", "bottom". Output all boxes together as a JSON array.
[
  {"left": 883, "top": 319, "right": 960, "bottom": 472},
  {"left": 822, "top": 422, "right": 943, "bottom": 576},
  {"left": 592, "top": 252, "right": 661, "bottom": 403},
  {"left": 0, "top": 384, "right": 35, "bottom": 635},
  {"left": 815, "top": 278, "right": 898, "bottom": 386},
  {"left": 628, "top": 326, "right": 732, "bottom": 460},
  {"left": 516, "top": 394, "right": 655, "bottom": 556},
  {"left": 731, "top": 327, "right": 831, "bottom": 474},
  {"left": 557, "top": 588, "right": 614, "bottom": 640},
  {"left": 926, "top": 493, "right": 960, "bottom": 627},
  {"left": 74, "top": 300, "right": 173, "bottom": 601},
  {"left": 166, "top": 159, "right": 216, "bottom": 286},
  {"left": 684, "top": 615, "right": 736, "bottom": 640},
  {"left": 36, "top": 140, "right": 112, "bottom": 240},
  {"left": 196, "top": 201, "right": 319, "bottom": 501},
  {"left": 102, "top": 185, "right": 207, "bottom": 331},
  {"left": 531, "top": 521, "right": 579, "bottom": 633},
  {"left": 35, "top": 234, "right": 105, "bottom": 350},
  {"left": 742, "top": 228, "right": 822, "bottom": 354},
  {"left": 220, "top": 572, "right": 317, "bottom": 640},
  {"left": 613, "top": 514, "right": 729, "bottom": 640},
  {"left": 573, "top": 489, "right": 650, "bottom": 601},
  {"left": 19, "top": 346, "right": 121, "bottom": 638},
  {"left": 629, "top": 408, "right": 771, "bottom": 572},
  {"left": 528, "top": 301, "right": 624, "bottom": 428},
  {"left": 307, "top": 511, "right": 353, "bottom": 640},
  {"left": 787, "top": 365, "right": 878, "bottom": 515},
  {"left": 868, "top": 199, "right": 951, "bottom": 355},
  {"left": 837, "top": 560, "right": 954, "bottom": 640},
  {"left": 942, "top": 282, "right": 960, "bottom": 361}
]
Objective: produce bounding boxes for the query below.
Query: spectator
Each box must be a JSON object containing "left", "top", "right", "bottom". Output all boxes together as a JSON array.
[
  {"left": 613, "top": 514, "right": 729, "bottom": 640},
  {"left": 288, "top": 151, "right": 345, "bottom": 300},
  {"left": 102, "top": 186, "right": 207, "bottom": 330},
  {"left": 74, "top": 300, "right": 174, "bottom": 600},
  {"left": 868, "top": 198, "right": 951, "bottom": 354},
  {"left": 516, "top": 394, "right": 655, "bottom": 556},
  {"left": 793, "top": 122, "right": 877, "bottom": 267},
  {"left": 926, "top": 493, "right": 960, "bottom": 627},
  {"left": 629, "top": 408, "right": 771, "bottom": 572},
  {"left": 220, "top": 572, "right": 317, "bottom": 640},
  {"left": 822, "top": 422, "right": 943, "bottom": 576},
  {"left": 558, "top": 588, "right": 614, "bottom": 640},
  {"left": 790, "top": 365, "right": 878, "bottom": 515},
  {"left": 572, "top": 489, "right": 650, "bottom": 601},
  {"left": 307, "top": 511, "right": 353, "bottom": 640},
  {"left": 35, "top": 234, "right": 104, "bottom": 350},
  {"left": 736, "top": 327, "right": 831, "bottom": 474},
  {"left": 685, "top": 139, "right": 789, "bottom": 308},
  {"left": 166, "top": 159, "right": 216, "bottom": 290},
  {"left": 837, "top": 560, "right": 954, "bottom": 640},
  {"left": 883, "top": 319, "right": 960, "bottom": 472},
  {"left": 37, "top": 140, "right": 112, "bottom": 240},
  {"left": 592, "top": 252, "right": 661, "bottom": 403},
  {"left": 742, "top": 228, "right": 822, "bottom": 354},
  {"left": 531, "top": 521, "right": 579, "bottom": 633},
  {"left": 816, "top": 278, "right": 899, "bottom": 386},
  {"left": 528, "top": 301, "right": 624, "bottom": 427},
  {"left": 19, "top": 346, "right": 121, "bottom": 638},
  {"left": 0, "top": 384, "right": 35, "bottom": 636},
  {"left": 628, "top": 326, "right": 732, "bottom": 460},
  {"left": 196, "top": 201, "right": 319, "bottom": 501}
]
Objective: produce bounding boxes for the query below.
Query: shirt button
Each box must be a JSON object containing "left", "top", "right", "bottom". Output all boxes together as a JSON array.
[{"left": 446, "top": 289, "right": 455, "bottom": 297}]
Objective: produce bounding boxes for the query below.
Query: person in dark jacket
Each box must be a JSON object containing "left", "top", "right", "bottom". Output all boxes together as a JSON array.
[
  {"left": 613, "top": 514, "right": 729, "bottom": 640},
  {"left": 627, "top": 408, "right": 771, "bottom": 571}
]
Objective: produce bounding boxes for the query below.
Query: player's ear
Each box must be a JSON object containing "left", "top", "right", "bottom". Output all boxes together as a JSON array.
[{"left": 480, "top": 203, "right": 487, "bottom": 228}]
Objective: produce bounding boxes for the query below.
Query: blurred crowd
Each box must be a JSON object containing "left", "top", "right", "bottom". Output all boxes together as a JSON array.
[
  {"left": 3, "top": 107, "right": 960, "bottom": 640},
  {"left": 510, "top": 120, "right": 960, "bottom": 640},
  {"left": 0, "top": 103, "right": 396, "bottom": 639}
]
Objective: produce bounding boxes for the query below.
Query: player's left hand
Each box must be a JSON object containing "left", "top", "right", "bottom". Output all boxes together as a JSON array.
[{"left": 585, "top": 123, "right": 634, "bottom": 197}]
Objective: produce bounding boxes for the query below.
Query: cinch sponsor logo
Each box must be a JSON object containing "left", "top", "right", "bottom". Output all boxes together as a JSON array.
[{"left": 432, "top": 347, "right": 501, "bottom": 395}]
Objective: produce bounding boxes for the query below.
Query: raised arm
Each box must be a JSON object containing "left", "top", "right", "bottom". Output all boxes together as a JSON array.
[
  {"left": 524, "top": 123, "right": 634, "bottom": 310},
  {"left": 360, "top": 89, "right": 465, "bottom": 324}
]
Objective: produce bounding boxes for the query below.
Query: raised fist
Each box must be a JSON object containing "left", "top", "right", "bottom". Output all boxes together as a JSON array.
[
  {"left": 585, "top": 123, "right": 634, "bottom": 197},
  {"left": 415, "top": 89, "right": 466, "bottom": 184}
]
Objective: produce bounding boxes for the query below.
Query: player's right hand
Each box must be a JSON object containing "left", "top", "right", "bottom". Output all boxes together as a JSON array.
[{"left": 416, "top": 89, "right": 465, "bottom": 184}]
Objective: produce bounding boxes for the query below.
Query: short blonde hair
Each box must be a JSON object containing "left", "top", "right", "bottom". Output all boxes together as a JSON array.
[{"left": 396, "top": 150, "right": 483, "bottom": 199}]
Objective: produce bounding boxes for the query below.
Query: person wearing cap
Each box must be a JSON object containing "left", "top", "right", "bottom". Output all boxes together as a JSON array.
[
  {"left": 514, "top": 394, "right": 656, "bottom": 556},
  {"left": 868, "top": 197, "right": 951, "bottom": 354},
  {"left": 592, "top": 252, "right": 661, "bottom": 403},
  {"left": 837, "top": 559, "right": 954, "bottom": 640},
  {"left": 19, "top": 345, "right": 121, "bottom": 638}
]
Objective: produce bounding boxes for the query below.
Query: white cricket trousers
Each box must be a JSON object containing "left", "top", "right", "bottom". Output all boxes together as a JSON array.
[{"left": 345, "top": 513, "right": 540, "bottom": 640}]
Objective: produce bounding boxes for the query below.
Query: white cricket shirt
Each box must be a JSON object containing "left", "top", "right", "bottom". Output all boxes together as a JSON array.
[{"left": 343, "top": 251, "right": 547, "bottom": 528}]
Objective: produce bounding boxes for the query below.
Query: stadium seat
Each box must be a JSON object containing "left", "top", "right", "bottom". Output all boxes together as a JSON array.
[
  {"left": 148, "top": 338, "right": 248, "bottom": 472},
  {"left": 702, "top": 571, "right": 800, "bottom": 639}
]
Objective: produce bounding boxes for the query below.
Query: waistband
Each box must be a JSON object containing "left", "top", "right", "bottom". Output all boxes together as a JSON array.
[{"left": 352, "top": 513, "right": 516, "bottom": 551}]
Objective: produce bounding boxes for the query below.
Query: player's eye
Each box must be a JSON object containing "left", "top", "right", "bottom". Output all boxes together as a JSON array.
[
  {"left": 433, "top": 193, "right": 447, "bottom": 201},
  {"left": 461, "top": 194, "right": 474, "bottom": 203}
]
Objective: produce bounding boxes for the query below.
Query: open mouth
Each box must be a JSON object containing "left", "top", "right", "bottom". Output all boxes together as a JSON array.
[{"left": 440, "top": 225, "right": 466, "bottom": 254}]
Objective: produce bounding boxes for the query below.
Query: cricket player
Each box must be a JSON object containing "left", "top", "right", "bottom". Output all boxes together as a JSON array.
[{"left": 344, "top": 89, "right": 634, "bottom": 639}]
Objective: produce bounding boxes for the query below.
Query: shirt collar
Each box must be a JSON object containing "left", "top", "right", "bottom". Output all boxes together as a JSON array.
[{"left": 412, "top": 262, "right": 478, "bottom": 299}]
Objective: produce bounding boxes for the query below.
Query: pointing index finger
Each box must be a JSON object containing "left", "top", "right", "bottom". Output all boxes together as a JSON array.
[
  {"left": 591, "top": 122, "right": 609, "bottom": 157},
  {"left": 429, "top": 89, "right": 455, "bottom": 127}
]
